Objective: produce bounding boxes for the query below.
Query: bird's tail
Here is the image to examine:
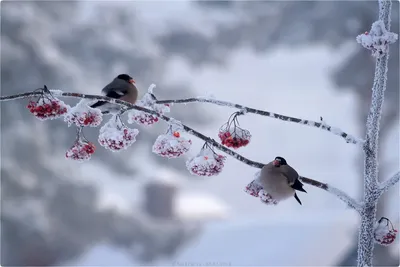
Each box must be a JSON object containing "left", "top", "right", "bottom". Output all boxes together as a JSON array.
[
  {"left": 90, "top": 101, "right": 107, "bottom": 109},
  {"left": 294, "top": 193, "right": 302, "bottom": 205},
  {"left": 90, "top": 101, "right": 118, "bottom": 115}
]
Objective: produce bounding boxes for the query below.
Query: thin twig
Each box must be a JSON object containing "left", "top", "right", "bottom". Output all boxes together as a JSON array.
[
  {"left": 156, "top": 97, "right": 364, "bottom": 145},
  {"left": 299, "top": 176, "right": 363, "bottom": 213},
  {"left": 0, "top": 89, "right": 361, "bottom": 212},
  {"left": 378, "top": 170, "right": 400, "bottom": 196}
]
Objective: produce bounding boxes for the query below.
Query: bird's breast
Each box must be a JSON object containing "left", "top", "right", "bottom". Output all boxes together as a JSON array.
[{"left": 259, "top": 170, "right": 295, "bottom": 201}]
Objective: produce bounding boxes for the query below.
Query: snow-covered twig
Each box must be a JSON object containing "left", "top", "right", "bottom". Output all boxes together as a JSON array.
[
  {"left": 0, "top": 90, "right": 364, "bottom": 145},
  {"left": 357, "top": 1, "right": 396, "bottom": 266},
  {"left": 156, "top": 97, "right": 364, "bottom": 145},
  {"left": 0, "top": 89, "right": 361, "bottom": 211},
  {"left": 299, "top": 176, "right": 363, "bottom": 213},
  {"left": 327, "top": 185, "right": 363, "bottom": 213},
  {"left": 378, "top": 171, "right": 400, "bottom": 196}
]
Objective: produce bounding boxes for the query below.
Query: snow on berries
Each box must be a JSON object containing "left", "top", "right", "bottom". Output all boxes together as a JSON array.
[
  {"left": 127, "top": 86, "right": 171, "bottom": 126},
  {"left": 186, "top": 143, "right": 227, "bottom": 177},
  {"left": 218, "top": 111, "right": 251, "bottom": 149},
  {"left": 374, "top": 217, "right": 397, "bottom": 246},
  {"left": 356, "top": 20, "right": 398, "bottom": 58},
  {"left": 65, "top": 128, "right": 96, "bottom": 162},
  {"left": 152, "top": 120, "right": 191, "bottom": 158},
  {"left": 98, "top": 114, "right": 139, "bottom": 152},
  {"left": 64, "top": 99, "right": 103, "bottom": 127},
  {"left": 26, "top": 90, "right": 69, "bottom": 120},
  {"left": 244, "top": 171, "right": 278, "bottom": 205},
  {"left": 258, "top": 190, "right": 278, "bottom": 205},
  {"left": 244, "top": 179, "right": 263, "bottom": 197}
]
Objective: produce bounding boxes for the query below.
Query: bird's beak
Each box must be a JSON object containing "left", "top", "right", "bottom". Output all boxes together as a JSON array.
[
  {"left": 273, "top": 160, "right": 280, "bottom": 166},
  {"left": 129, "top": 79, "right": 135, "bottom": 84}
]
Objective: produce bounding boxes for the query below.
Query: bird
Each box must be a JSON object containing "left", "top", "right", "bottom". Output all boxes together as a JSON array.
[
  {"left": 90, "top": 74, "right": 138, "bottom": 114},
  {"left": 257, "top": 156, "right": 307, "bottom": 205}
]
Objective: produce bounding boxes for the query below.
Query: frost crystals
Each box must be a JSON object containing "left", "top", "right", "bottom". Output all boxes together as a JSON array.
[
  {"left": 218, "top": 111, "right": 251, "bottom": 149},
  {"left": 98, "top": 114, "right": 139, "bottom": 152},
  {"left": 244, "top": 171, "right": 278, "bottom": 205},
  {"left": 65, "top": 127, "right": 96, "bottom": 162},
  {"left": 186, "top": 142, "right": 227, "bottom": 177},
  {"left": 64, "top": 99, "right": 103, "bottom": 127},
  {"left": 27, "top": 86, "right": 69, "bottom": 120},
  {"left": 374, "top": 217, "right": 397, "bottom": 246},
  {"left": 152, "top": 120, "right": 192, "bottom": 158},
  {"left": 127, "top": 84, "right": 171, "bottom": 126},
  {"left": 356, "top": 20, "right": 398, "bottom": 58}
]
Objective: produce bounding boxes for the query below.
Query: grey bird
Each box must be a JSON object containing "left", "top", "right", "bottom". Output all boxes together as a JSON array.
[
  {"left": 90, "top": 74, "right": 138, "bottom": 113},
  {"left": 257, "top": 156, "right": 307, "bottom": 205}
]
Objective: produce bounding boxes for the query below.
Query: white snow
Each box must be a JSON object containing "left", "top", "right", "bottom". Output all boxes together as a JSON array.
[
  {"left": 64, "top": 98, "right": 103, "bottom": 127},
  {"left": 356, "top": 20, "right": 398, "bottom": 58},
  {"left": 186, "top": 145, "right": 226, "bottom": 177},
  {"left": 152, "top": 133, "right": 192, "bottom": 158},
  {"left": 98, "top": 115, "right": 139, "bottom": 151}
]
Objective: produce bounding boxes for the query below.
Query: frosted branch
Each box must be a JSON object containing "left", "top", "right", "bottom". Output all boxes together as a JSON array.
[
  {"left": 356, "top": 20, "right": 398, "bottom": 58},
  {"left": 327, "top": 185, "right": 363, "bottom": 213},
  {"left": 156, "top": 97, "right": 364, "bottom": 145},
  {"left": 357, "top": 1, "right": 396, "bottom": 266},
  {"left": 0, "top": 88, "right": 360, "bottom": 212},
  {"left": 147, "top": 83, "right": 156, "bottom": 94},
  {"left": 299, "top": 176, "right": 362, "bottom": 213},
  {"left": 379, "top": 171, "right": 400, "bottom": 196}
]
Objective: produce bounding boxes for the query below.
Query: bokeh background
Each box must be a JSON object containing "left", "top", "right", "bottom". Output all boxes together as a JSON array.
[{"left": 1, "top": 1, "right": 399, "bottom": 266}]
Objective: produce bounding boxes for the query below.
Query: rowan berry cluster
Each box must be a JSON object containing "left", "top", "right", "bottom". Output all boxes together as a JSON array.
[
  {"left": 152, "top": 131, "right": 192, "bottom": 158},
  {"left": 186, "top": 144, "right": 226, "bottom": 177},
  {"left": 218, "top": 112, "right": 251, "bottom": 149},
  {"left": 27, "top": 98, "right": 69, "bottom": 120}
]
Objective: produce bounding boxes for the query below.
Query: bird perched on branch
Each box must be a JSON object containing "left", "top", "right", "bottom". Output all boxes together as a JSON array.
[
  {"left": 258, "top": 156, "right": 307, "bottom": 205},
  {"left": 90, "top": 74, "right": 138, "bottom": 114}
]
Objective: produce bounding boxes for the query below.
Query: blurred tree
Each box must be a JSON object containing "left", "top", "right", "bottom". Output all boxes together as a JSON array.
[
  {"left": 156, "top": 1, "right": 399, "bottom": 265},
  {"left": 1, "top": 1, "right": 209, "bottom": 266}
]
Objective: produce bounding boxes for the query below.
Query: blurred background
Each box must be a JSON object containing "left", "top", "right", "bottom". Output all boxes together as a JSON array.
[{"left": 1, "top": 1, "right": 399, "bottom": 266}]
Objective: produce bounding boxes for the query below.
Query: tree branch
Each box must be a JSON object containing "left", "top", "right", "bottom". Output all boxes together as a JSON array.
[
  {"left": 357, "top": 1, "right": 395, "bottom": 266},
  {"left": 299, "top": 176, "right": 363, "bottom": 213},
  {"left": 0, "top": 91, "right": 365, "bottom": 145},
  {"left": 378, "top": 170, "right": 400, "bottom": 196},
  {"left": 156, "top": 97, "right": 365, "bottom": 145},
  {"left": 0, "top": 89, "right": 361, "bottom": 212}
]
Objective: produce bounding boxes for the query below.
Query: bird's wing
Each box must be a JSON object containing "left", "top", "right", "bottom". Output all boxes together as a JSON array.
[
  {"left": 101, "top": 79, "right": 128, "bottom": 98},
  {"left": 280, "top": 165, "right": 300, "bottom": 185},
  {"left": 281, "top": 165, "right": 307, "bottom": 193},
  {"left": 104, "top": 89, "right": 126, "bottom": 99}
]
